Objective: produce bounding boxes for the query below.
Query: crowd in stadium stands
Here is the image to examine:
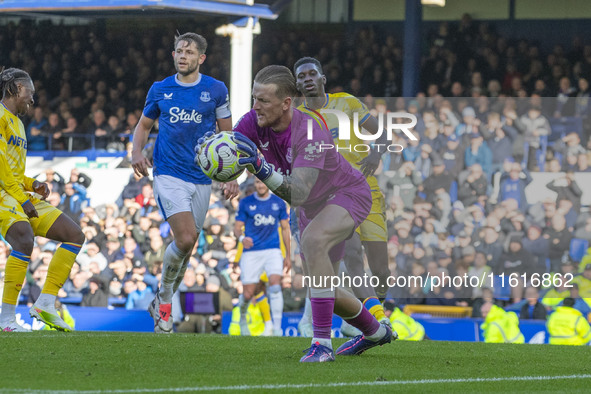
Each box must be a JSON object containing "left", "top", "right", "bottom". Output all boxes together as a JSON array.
[{"left": 0, "top": 14, "right": 591, "bottom": 330}]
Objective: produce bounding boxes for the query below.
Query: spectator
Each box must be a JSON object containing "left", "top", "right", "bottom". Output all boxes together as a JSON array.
[
  {"left": 40, "top": 168, "right": 66, "bottom": 195},
  {"left": 422, "top": 155, "right": 454, "bottom": 203},
  {"left": 464, "top": 133, "right": 493, "bottom": 177},
  {"left": 554, "top": 76, "right": 576, "bottom": 118},
  {"left": 467, "top": 251, "right": 492, "bottom": 298},
  {"left": 499, "top": 162, "right": 532, "bottom": 211},
  {"left": 474, "top": 226, "right": 504, "bottom": 268},
  {"left": 43, "top": 112, "right": 64, "bottom": 150},
  {"left": 26, "top": 107, "right": 48, "bottom": 151},
  {"left": 496, "top": 236, "right": 534, "bottom": 302},
  {"left": 59, "top": 182, "right": 87, "bottom": 222},
  {"left": 125, "top": 275, "right": 155, "bottom": 310},
  {"left": 62, "top": 269, "right": 89, "bottom": 299},
  {"left": 440, "top": 133, "right": 465, "bottom": 178},
  {"left": 519, "top": 287, "right": 547, "bottom": 320},
  {"left": 458, "top": 164, "right": 488, "bottom": 207},
  {"left": 546, "top": 172, "right": 582, "bottom": 212},
  {"left": 455, "top": 106, "right": 480, "bottom": 137},
  {"left": 480, "top": 112, "right": 518, "bottom": 173},
  {"left": 89, "top": 109, "right": 112, "bottom": 150},
  {"left": 574, "top": 217, "right": 591, "bottom": 243},
  {"left": 516, "top": 105, "right": 550, "bottom": 171},
  {"left": 144, "top": 235, "right": 166, "bottom": 272},
  {"left": 543, "top": 215, "right": 572, "bottom": 272},
  {"left": 522, "top": 222, "right": 550, "bottom": 273},
  {"left": 76, "top": 240, "right": 108, "bottom": 272},
  {"left": 81, "top": 275, "right": 110, "bottom": 307},
  {"left": 381, "top": 161, "right": 422, "bottom": 208},
  {"left": 414, "top": 144, "right": 434, "bottom": 179},
  {"left": 60, "top": 117, "right": 83, "bottom": 150},
  {"left": 69, "top": 168, "right": 92, "bottom": 188}
]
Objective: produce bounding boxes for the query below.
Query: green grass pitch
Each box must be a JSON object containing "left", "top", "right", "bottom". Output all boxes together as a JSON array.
[{"left": 0, "top": 332, "right": 590, "bottom": 393}]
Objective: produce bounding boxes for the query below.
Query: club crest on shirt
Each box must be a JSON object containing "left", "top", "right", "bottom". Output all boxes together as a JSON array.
[
  {"left": 200, "top": 91, "right": 211, "bottom": 102},
  {"left": 272, "top": 203, "right": 279, "bottom": 211},
  {"left": 286, "top": 147, "right": 293, "bottom": 163}
]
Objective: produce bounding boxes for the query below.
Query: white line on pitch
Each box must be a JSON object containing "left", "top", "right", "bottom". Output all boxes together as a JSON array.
[{"left": 2, "top": 374, "right": 591, "bottom": 393}]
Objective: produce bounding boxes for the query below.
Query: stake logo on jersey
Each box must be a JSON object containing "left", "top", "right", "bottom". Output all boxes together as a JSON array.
[
  {"left": 236, "top": 193, "right": 288, "bottom": 252},
  {"left": 143, "top": 73, "right": 231, "bottom": 184},
  {"left": 169, "top": 107, "right": 203, "bottom": 124}
]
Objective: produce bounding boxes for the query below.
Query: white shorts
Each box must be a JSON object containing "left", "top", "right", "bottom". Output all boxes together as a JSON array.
[
  {"left": 240, "top": 248, "right": 283, "bottom": 285},
  {"left": 153, "top": 175, "right": 211, "bottom": 233}
]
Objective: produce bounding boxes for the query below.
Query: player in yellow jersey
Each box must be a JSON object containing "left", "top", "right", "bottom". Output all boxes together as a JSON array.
[
  {"left": 0, "top": 68, "right": 85, "bottom": 332},
  {"left": 294, "top": 57, "right": 392, "bottom": 333}
]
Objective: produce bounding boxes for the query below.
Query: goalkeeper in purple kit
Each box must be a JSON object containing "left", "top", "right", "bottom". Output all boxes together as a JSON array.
[{"left": 199, "top": 65, "right": 394, "bottom": 362}]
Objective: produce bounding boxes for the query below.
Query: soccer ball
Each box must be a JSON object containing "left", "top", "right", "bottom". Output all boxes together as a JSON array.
[{"left": 196, "top": 131, "right": 245, "bottom": 182}]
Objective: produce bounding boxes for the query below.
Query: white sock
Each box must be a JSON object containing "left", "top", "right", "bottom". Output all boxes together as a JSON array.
[
  {"left": 172, "top": 256, "right": 191, "bottom": 294},
  {"left": 35, "top": 293, "right": 57, "bottom": 312},
  {"left": 160, "top": 241, "right": 188, "bottom": 303},
  {"left": 366, "top": 324, "right": 387, "bottom": 342},
  {"left": 239, "top": 295, "right": 249, "bottom": 323},
  {"left": 0, "top": 303, "right": 16, "bottom": 323},
  {"left": 312, "top": 337, "right": 332, "bottom": 349},
  {"left": 301, "top": 297, "right": 312, "bottom": 324},
  {"left": 268, "top": 285, "right": 283, "bottom": 332}
]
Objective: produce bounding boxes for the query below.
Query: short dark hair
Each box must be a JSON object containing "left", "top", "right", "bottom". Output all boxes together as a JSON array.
[
  {"left": 254, "top": 65, "right": 297, "bottom": 99},
  {"left": 174, "top": 32, "right": 207, "bottom": 54},
  {"left": 563, "top": 297, "right": 575, "bottom": 307},
  {"left": 0, "top": 68, "right": 32, "bottom": 98},
  {"left": 293, "top": 57, "right": 323, "bottom": 75}
]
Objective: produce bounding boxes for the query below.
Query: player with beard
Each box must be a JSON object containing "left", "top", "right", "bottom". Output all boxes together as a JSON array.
[{"left": 132, "top": 32, "right": 239, "bottom": 333}]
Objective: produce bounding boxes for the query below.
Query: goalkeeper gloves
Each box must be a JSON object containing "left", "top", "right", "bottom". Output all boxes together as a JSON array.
[{"left": 233, "top": 132, "right": 283, "bottom": 190}]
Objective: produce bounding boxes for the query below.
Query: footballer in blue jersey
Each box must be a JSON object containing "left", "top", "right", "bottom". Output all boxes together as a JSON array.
[
  {"left": 131, "top": 32, "right": 239, "bottom": 334},
  {"left": 234, "top": 178, "right": 291, "bottom": 336}
]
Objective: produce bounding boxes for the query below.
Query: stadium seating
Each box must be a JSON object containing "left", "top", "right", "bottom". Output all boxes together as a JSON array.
[
  {"left": 569, "top": 238, "right": 589, "bottom": 263},
  {"left": 548, "top": 117, "right": 583, "bottom": 142},
  {"left": 492, "top": 275, "right": 512, "bottom": 301}
]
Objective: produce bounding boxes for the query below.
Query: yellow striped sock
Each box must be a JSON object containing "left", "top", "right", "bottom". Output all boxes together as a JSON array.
[
  {"left": 364, "top": 297, "right": 386, "bottom": 322},
  {"left": 254, "top": 292, "right": 271, "bottom": 323},
  {"left": 42, "top": 242, "right": 82, "bottom": 296},
  {"left": 2, "top": 251, "right": 31, "bottom": 305}
]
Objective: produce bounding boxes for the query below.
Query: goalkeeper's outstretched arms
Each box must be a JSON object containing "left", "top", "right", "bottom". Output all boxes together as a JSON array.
[{"left": 233, "top": 132, "right": 318, "bottom": 207}]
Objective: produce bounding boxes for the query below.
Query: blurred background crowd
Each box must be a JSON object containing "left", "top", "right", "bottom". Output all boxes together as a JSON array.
[{"left": 0, "top": 13, "right": 590, "bottom": 331}]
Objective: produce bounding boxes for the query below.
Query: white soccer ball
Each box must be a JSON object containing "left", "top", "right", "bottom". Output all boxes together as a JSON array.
[{"left": 196, "top": 131, "right": 245, "bottom": 182}]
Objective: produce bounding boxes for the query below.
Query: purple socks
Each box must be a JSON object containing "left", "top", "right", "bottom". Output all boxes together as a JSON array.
[
  {"left": 310, "top": 297, "right": 334, "bottom": 339},
  {"left": 345, "top": 307, "right": 380, "bottom": 337}
]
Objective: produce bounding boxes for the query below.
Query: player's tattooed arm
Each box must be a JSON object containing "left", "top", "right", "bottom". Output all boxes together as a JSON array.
[{"left": 274, "top": 167, "right": 319, "bottom": 207}]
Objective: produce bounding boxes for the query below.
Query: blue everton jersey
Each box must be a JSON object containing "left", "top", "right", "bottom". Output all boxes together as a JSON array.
[
  {"left": 236, "top": 193, "right": 288, "bottom": 251},
  {"left": 143, "top": 73, "right": 231, "bottom": 184}
]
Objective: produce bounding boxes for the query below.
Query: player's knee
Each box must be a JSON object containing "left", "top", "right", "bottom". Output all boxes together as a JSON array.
[
  {"left": 7, "top": 224, "right": 35, "bottom": 255},
  {"left": 300, "top": 232, "right": 327, "bottom": 259},
  {"left": 268, "top": 284, "right": 281, "bottom": 294},
  {"left": 71, "top": 229, "right": 85, "bottom": 245},
  {"left": 343, "top": 246, "right": 363, "bottom": 266},
  {"left": 175, "top": 234, "right": 197, "bottom": 254}
]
